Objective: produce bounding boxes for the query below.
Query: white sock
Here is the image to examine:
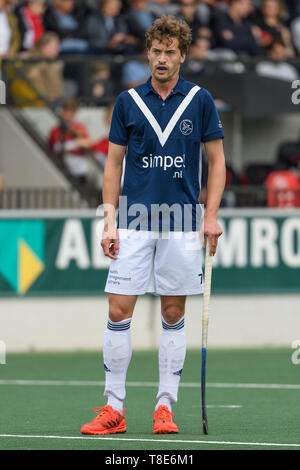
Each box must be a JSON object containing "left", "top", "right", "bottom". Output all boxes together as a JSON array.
[
  {"left": 103, "top": 318, "right": 132, "bottom": 414},
  {"left": 156, "top": 316, "right": 186, "bottom": 412}
]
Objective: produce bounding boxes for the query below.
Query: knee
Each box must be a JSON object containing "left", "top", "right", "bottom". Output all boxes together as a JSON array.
[
  {"left": 162, "top": 305, "right": 184, "bottom": 325},
  {"left": 108, "top": 303, "right": 132, "bottom": 323}
]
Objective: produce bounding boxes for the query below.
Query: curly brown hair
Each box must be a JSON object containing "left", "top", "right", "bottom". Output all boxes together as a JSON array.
[{"left": 145, "top": 15, "right": 192, "bottom": 56}]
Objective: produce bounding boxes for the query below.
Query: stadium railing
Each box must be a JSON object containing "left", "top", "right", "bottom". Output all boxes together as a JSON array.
[
  {"left": 0, "top": 186, "right": 299, "bottom": 209},
  {"left": 2, "top": 54, "right": 300, "bottom": 108},
  {"left": 0, "top": 188, "right": 89, "bottom": 209}
]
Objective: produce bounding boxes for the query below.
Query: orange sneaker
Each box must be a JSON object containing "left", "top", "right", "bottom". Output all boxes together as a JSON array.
[
  {"left": 153, "top": 405, "right": 179, "bottom": 434},
  {"left": 81, "top": 405, "right": 126, "bottom": 435}
]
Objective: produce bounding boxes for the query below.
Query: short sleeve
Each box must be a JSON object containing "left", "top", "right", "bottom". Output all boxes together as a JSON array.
[
  {"left": 201, "top": 90, "right": 224, "bottom": 143},
  {"left": 109, "top": 93, "right": 128, "bottom": 146}
]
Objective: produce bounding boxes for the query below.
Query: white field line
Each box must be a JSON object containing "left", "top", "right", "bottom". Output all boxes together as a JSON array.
[
  {"left": 191, "top": 405, "right": 242, "bottom": 409},
  {"left": 0, "top": 380, "right": 300, "bottom": 390},
  {"left": 0, "top": 434, "right": 300, "bottom": 448}
]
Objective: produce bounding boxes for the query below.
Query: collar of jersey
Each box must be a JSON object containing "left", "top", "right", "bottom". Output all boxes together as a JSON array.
[{"left": 145, "top": 75, "right": 186, "bottom": 98}]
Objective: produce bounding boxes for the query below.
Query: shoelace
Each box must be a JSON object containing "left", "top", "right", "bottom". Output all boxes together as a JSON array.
[
  {"left": 92, "top": 406, "right": 122, "bottom": 427},
  {"left": 156, "top": 406, "right": 174, "bottom": 421},
  {"left": 92, "top": 406, "right": 112, "bottom": 420}
]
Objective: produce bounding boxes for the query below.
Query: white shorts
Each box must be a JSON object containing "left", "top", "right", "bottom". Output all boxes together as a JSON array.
[{"left": 105, "top": 229, "right": 204, "bottom": 296}]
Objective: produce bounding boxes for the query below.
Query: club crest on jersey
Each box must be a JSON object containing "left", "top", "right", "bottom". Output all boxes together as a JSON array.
[{"left": 179, "top": 119, "right": 193, "bottom": 136}]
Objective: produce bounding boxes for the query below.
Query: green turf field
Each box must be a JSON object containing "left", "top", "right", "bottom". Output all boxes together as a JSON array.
[{"left": 0, "top": 349, "right": 300, "bottom": 450}]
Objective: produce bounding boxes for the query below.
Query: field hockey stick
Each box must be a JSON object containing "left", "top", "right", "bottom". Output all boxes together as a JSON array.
[{"left": 201, "top": 237, "right": 213, "bottom": 435}]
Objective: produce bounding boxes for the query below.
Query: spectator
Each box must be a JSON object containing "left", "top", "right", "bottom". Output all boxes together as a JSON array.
[
  {"left": 184, "top": 36, "right": 215, "bottom": 76},
  {"left": 88, "top": 61, "right": 114, "bottom": 103},
  {"left": 122, "top": 54, "right": 151, "bottom": 88},
  {"left": 11, "top": 32, "right": 64, "bottom": 107},
  {"left": 0, "top": 0, "right": 20, "bottom": 58},
  {"left": 28, "top": 32, "right": 65, "bottom": 103},
  {"left": 15, "top": 0, "right": 45, "bottom": 51},
  {"left": 213, "top": 0, "right": 260, "bottom": 55},
  {"left": 43, "top": 0, "right": 89, "bottom": 54},
  {"left": 48, "top": 98, "right": 93, "bottom": 185},
  {"left": 256, "top": 38, "right": 299, "bottom": 81},
  {"left": 191, "top": 36, "right": 212, "bottom": 58},
  {"left": 177, "top": 0, "right": 204, "bottom": 41},
  {"left": 267, "top": 135, "right": 300, "bottom": 207},
  {"left": 92, "top": 102, "right": 127, "bottom": 188},
  {"left": 253, "top": 0, "right": 295, "bottom": 57},
  {"left": 92, "top": 102, "right": 114, "bottom": 169},
  {"left": 5, "top": 0, "right": 18, "bottom": 10},
  {"left": 86, "top": 0, "right": 138, "bottom": 54},
  {"left": 126, "top": 0, "right": 155, "bottom": 46},
  {"left": 266, "top": 168, "right": 300, "bottom": 207}
]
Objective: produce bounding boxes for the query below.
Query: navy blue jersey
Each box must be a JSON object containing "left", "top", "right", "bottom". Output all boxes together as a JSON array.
[{"left": 109, "top": 76, "right": 224, "bottom": 231}]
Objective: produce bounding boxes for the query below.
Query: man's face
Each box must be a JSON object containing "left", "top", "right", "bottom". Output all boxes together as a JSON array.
[{"left": 147, "top": 38, "right": 186, "bottom": 83}]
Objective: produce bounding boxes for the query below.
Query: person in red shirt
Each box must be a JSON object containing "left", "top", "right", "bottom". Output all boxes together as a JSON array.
[
  {"left": 92, "top": 103, "right": 114, "bottom": 168},
  {"left": 266, "top": 170, "right": 300, "bottom": 207},
  {"left": 91, "top": 103, "right": 125, "bottom": 189},
  {"left": 48, "top": 99, "right": 93, "bottom": 185},
  {"left": 16, "top": 0, "right": 46, "bottom": 51}
]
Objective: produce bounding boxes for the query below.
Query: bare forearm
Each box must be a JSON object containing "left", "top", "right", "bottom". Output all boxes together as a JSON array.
[
  {"left": 206, "top": 158, "right": 226, "bottom": 218},
  {"left": 102, "top": 142, "right": 126, "bottom": 208},
  {"left": 202, "top": 139, "right": 226, "bottom": 255},
  {"left": 204, "top": 140, "right": 226, "bottom": 219},
  {"left": 102, "top": 143, "right": 126, "bottom": 230},
  {"left": 102, "top": 161, "right": 123, "bottom": 209}
]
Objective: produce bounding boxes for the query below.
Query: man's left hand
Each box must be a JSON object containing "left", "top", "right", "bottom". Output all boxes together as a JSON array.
[{"left": 201, "top": 216, "right": 223, "bottom": 256}]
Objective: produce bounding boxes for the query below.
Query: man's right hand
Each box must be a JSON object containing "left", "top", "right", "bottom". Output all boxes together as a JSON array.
[{"left": 101, "top": 226, "right": 119, "bottom": 260}]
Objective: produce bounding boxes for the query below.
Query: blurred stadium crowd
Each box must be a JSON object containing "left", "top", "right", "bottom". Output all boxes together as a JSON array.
[
  {"left": 1, "top": 0, "right": 300, "bottom": 102},
  {"left": 0, "top": 0, "right": 300, "bottom": 207},
  {"left": 1, "top": 0, "right": 300, "bottom": 58}
]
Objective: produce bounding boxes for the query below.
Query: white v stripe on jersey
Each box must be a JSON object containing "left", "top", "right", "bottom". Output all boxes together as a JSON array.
[{"left": 128, "top": 85, "right": 201, "bottom": 147}]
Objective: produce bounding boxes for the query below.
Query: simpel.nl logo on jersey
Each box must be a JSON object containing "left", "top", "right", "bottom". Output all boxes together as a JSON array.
[{"left": 142, "top": 154, "right": 186, "bottom": 179}]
